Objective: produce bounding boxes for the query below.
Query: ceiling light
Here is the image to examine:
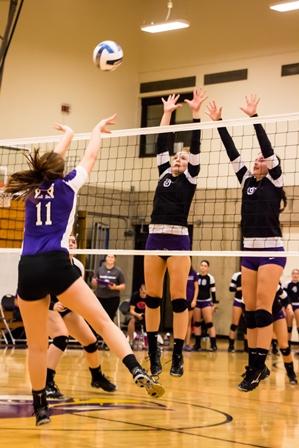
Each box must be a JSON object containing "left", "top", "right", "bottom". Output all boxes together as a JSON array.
[
  {"left": 141, "top": 1, "right": 190, "bottom": 34},
  {"left": 270, "top": 1, "right": 299, "bottom": 12},
  {"left": 141, "top": 20, "right": 189, "bottom": 33}
]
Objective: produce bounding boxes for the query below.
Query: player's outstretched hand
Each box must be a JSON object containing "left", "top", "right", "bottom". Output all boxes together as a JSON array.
[
  {"left": 53, "top": 123, "right": 74, "bottom": 134},
  {"left": 240, "top": 94, "right": 260, "bottom": 117},
  {"left": 184, "top": 87, "right": 207, "bottom": 114},
  {"left": 162, "top": 94, "right": 182, "bottom": 113},
  {"left": 206, "top": 100, "right": 223, "bottom": 121},
  {"left": 97, "top": 113, "right": 117, "bottom": 134}
]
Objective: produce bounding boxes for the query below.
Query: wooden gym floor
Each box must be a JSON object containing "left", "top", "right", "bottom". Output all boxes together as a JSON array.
[{"left": 0, "top": 342, "right": 298, "bottom": 448}]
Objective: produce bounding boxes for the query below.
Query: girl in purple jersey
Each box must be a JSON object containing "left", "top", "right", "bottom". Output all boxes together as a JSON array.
[
  {"left": 5, "top": 117, "right": 164, "bottom": 426},
  {"left": 207, "top": 95, "right": 287, "bottom": 392}
]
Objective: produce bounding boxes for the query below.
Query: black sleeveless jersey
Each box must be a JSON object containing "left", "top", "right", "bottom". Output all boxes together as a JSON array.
[
  {"left": 217, "top": 120, "right": 283, "bottom": 246},
  {"left": 150, "top": 119, "right": 201, "bottom": 227},
  {"left": 241, "top": 176, "right": 282, "bottom": 239}
]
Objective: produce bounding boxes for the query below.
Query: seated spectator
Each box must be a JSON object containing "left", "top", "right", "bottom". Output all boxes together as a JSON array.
[{"left": 128, "top": 284, "right": 146, "bottom": 344}]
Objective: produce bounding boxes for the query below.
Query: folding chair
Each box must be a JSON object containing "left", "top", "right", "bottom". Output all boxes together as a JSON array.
[
  {"left": 0, "top": 294, "right": 26, "bottom": 345},
  {"left": 0, "top": 294, "right": 16, "bottom": 345}
]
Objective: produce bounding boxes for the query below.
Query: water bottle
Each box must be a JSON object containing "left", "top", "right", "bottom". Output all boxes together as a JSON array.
[
  {"left": 137, "top": 334, "right": 143, "bottom": 351},
  {"left": 143, "top": 332, "right": 148, "bottom": 350}
]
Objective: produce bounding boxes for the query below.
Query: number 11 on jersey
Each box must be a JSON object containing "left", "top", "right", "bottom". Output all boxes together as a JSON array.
[{"left": 36, "top": 202, "right": 52, "bottom": 226}]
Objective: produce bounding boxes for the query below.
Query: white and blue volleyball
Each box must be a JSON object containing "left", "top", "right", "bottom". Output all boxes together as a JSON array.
[{"left": 93, "top": 40, "right": 123, "bottom": 71}]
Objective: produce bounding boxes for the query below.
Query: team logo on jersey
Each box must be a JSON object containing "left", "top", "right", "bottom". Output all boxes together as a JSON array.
[
  {"left": 200, "top": 279, "right": 207, "bottom": 286},
  {"left": 247, "top": 186, "right": 257, "bottom": 195},
  {"left": 292, "top": 286, "right": 297, "bottom": 293},
  {"left": 0, "top": 395, "right": 167, "bottom": 420},
  {"left": 34, "top": 184, "right": 55, "bottom": 199},
  {"left": 163, "top": 178, "right": 172, "bottom": 188}
]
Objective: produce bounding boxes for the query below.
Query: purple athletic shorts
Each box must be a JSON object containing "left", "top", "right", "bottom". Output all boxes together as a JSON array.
[
  {"left": 241, "top": 247, "right": 286, "bottom": 271},
  {"left": 145, "top": 233, "right": 190, "bottom": 259},
  {"left": 196, "top": 299, "right": 213, "bottom": 309}
]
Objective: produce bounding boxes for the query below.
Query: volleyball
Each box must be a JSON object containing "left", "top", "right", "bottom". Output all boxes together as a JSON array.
[{"left": 92, "top": 40, "right": 123, "bottom": 71}]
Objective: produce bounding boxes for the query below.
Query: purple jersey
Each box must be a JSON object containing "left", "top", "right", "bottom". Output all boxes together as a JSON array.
[
  {"left": 186, "top": 269, "right": 198, "bottom": 302},
  {"left": 22, "top": 166, "right": 88, "bottom": 255}
]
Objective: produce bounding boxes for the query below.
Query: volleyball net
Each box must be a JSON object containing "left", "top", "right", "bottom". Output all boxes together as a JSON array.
[
  {"left": 1, "top": 114, "right": 299, "bottom": 250},
  {"left": 0, "top": 117, "right": 299, "bottom": 256},
  {"left": 0, "top": 113, "right": 299, "bottom": 308}
]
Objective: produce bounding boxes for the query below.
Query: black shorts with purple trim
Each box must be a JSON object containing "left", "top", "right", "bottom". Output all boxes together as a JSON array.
[
  {"left": 145, "top": 233, "right": 190, "bottom": 260},
  {"left": 241, "top": 247, "right": 286, "bottom": 272}
]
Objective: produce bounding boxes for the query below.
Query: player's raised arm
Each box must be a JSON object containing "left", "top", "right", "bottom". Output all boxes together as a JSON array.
[
  {"left": 79, "top": 114, "right": 117, "bottom": 174},
  {"left": 53, "top": 123, "right": 74, "bottom": 159}
]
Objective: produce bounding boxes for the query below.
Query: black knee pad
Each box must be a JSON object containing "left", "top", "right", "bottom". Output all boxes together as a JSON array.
[
  {"left": 255, "top": 309, "right": 273, "bottom": 328},
  {"left": 230, "top": 324, "right": 238, "bottom": 332},
  {"left": 171, "top": 298, "right": 188, "bottom": 313},
  {"left": 206, "top": 322, "right": 214, "bottom": 329},
  {"left": 52, "top": 335, "right": 68, "bottom": 352},
  {"left": 194, "top": 321, "right": 201, "bottom": 328},
  {"left": 245, "top": 311, "right": 256, "bottom": 329},
  {"left": 83, "top": 341, "right": 98, "bottom": 353},
  {"left": 281, "top": 346, "right": 291, "bottom": 357},
  {"left": 145, "top": 296, "right": 162, "bottom": 309},
  {"left": 287, "top": 326, "right": 292, "bottom": 334}
]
